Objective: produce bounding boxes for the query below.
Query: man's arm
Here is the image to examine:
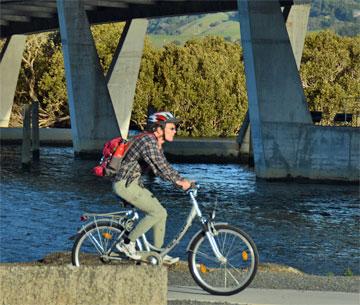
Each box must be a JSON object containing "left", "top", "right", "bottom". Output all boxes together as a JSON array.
[{"left": 141, "top": 136, "right": 182, "bottom": 183}]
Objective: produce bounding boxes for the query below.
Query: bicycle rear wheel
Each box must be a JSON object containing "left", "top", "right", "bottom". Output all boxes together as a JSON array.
[
  {"left": 188, "top": 224, "right": 258, "bottom": 295},
  {"left": 72, "top": 221, "right": 124, "bottom": 266}
]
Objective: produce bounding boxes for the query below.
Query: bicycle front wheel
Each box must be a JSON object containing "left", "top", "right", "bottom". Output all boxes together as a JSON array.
[
  {"left": 188, "top": 224, "right": 258, "bottom": 295},
  {"left": 72, "top": 221, "right": 124, "bottom": 266}
]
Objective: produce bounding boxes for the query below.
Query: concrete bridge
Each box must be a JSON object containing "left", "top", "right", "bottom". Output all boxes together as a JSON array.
[{"left": 0, "top": 0, "right": 359, "bottom": 182}]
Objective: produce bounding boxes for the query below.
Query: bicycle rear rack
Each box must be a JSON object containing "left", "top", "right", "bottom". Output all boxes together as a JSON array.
[{"left": 81, "top": 210, "right": 131, "bottom": 221}]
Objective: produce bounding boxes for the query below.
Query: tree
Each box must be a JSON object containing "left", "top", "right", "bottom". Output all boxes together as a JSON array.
[
  {"left": 301, "top": 31, "right": 360, "bottom": 124},
  {"left": 133, "top": 36, "right": 248, "bottom": 136},
  {"left": 11, "top": 33, "right": 55, "bottom": 127},
  {"left": 90, "top": 22, "right": 124, "bottom": 73},
  {"left": 8, "top": 26, "right": 359, "bottom": 134}
]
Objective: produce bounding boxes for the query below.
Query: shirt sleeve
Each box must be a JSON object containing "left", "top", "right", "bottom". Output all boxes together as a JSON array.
[{"left": 140, "top": 135, "right": 183, "bottom": 184}]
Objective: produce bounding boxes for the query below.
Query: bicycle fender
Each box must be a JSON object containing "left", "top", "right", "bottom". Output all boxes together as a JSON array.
[
  {"left": 186, "top": 222, "right": 228, "bottom": 252},
  {"left": 77, "top": 222, "right": 93, "bottom": 234},
  {"left": 69, "top": 221, "right": 101, "bottom": 240}
]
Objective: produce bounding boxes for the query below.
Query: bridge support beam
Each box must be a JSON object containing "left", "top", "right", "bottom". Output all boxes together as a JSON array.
[
  {"left": 238, "top": 0, "right": 359, "bottom": 182},
  {"left": 0, "top": 35, "right": 26, "bottom": 127},
  {"left": 285, "top": 3, "right": 311, "bottom": 69},
  {"left": 106, "top": 19, "right": 148, "bottom": 140},
  {"left": 237, "top": 3, "right": 309, "bottom": 160},
  {"left": 56, "top": 0, "right": 119, "bottom": 154}
]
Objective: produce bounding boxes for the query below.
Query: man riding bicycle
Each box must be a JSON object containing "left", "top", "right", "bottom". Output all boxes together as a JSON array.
[{"left": 113, "top": 111, "right": 192, "bottom": 263}]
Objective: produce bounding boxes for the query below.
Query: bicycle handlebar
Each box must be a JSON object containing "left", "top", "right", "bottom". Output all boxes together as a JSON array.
[
  {"left": 186, "top": 182, "right": 199, "bottom": 195},
  {"left": 190, "top": 182, "right": 198, "bottom": 189}
]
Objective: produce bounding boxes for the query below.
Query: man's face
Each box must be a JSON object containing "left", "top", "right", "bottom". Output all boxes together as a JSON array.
[{"left": 163, "top": 122, "right": 177, "bottom": 142}]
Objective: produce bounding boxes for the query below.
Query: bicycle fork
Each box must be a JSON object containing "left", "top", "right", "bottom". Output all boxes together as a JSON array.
[
  {"left": 205, "top": 226, "right": 227, "bottom": 264},
  {"left": 190, "top": 190, "right": 227, "bottom": 264}
]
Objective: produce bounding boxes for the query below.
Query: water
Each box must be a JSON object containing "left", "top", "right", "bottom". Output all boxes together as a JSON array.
[{"left": 0, "top": 144, "right": 359, "bottom": 275}]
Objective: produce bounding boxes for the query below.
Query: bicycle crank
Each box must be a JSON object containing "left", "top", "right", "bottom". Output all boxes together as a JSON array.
[{"left": 138, "top": 251, "right": 163, "bottom": 266}]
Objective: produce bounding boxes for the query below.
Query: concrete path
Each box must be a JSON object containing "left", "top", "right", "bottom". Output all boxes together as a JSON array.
[{"left": 168, "top": 285, "right": 359, "bottom": 305}]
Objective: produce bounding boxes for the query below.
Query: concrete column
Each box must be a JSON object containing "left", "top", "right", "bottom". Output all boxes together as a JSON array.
[
  {"left": 238, "top": 0, "right": 312, "bottom": 177},
  {"left": 285, "top": 4, "right": 311, "bottom": 69},
  {"left": 0, "top": 35, "right": 26, "bottom": 127},
  {"left": 56, "top": 0, "right": 119, "bottom": 154},
  {"left": 32, "top": 101, "right": 40, "bottom": 160},
  {"left": 106, "top": 19, "right": 148, "bottom": 140},
  {"left": 237, "top": 4, "right": 309, "bottom": 163},
  {"left": 21, "top": 104, "right": 31, "bottom": 168}
]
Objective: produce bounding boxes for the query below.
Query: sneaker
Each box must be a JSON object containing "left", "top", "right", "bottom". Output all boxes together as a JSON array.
[
  {"left": 163, "top": 255, "right": 179, "bottom": 265},
  {"left": 116, "top": 241, "right": 141, "bottom": 260}
]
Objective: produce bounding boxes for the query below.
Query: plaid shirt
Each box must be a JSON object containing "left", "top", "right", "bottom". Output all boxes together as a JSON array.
[{"left": 114, "top": 132, "right": 183, "bottom": 186}]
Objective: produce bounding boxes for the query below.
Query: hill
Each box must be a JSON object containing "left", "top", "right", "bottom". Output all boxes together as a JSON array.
[{"left": 147, "top": 0, "right": 360, "bottom": 47}]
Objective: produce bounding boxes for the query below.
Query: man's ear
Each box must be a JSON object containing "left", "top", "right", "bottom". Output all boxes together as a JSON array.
[{"left": 156, "top": 126, "right": 164, "bottom": 134}]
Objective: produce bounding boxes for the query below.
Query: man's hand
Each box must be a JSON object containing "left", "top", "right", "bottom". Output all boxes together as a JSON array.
[{"left": 176, "top": 179, "right": 193, "bottom": 191}]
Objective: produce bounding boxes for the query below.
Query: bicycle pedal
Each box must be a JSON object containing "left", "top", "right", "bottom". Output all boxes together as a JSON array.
[{"left": 138, "top": 251, "right": 163, "bottom": 266}]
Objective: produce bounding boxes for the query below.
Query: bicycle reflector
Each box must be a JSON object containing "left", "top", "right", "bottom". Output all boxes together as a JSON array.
[
  {"left": 80, "top": 215, "right": 88, "bottom": 221},
  {"left": 102, "top": 232, "right": 112, "bottom": 239},
  {"left": 242, "top": 251, "right": 248, "bottom": 261},
  {"left": 200, "top": 264, "right": 208, "bottom": 273}
]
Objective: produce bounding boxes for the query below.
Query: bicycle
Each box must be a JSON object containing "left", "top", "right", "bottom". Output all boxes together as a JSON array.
[{"left": 71, "top": 184, "right": 259, "bottom": 296}]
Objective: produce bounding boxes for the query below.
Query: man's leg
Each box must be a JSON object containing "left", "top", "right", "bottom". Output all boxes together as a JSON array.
[{"left": 113, "top": 180, "right": 167, "bottom": 248}]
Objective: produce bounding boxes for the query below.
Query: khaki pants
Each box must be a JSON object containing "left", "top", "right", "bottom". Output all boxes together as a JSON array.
[{"left": 113, "top": 179, "right": 167, "bottom": 248}]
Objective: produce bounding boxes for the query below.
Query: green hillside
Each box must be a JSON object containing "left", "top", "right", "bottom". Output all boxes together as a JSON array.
[
  {"left": 149, "top": 13, "right": 240, "bottom": 47},
  {"left": 148, "top": 1, "right": 360, "bottom": 47}
]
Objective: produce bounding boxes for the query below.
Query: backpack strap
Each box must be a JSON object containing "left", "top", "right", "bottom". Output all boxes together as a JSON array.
[{"left": 123, "top": 131, "right": 155, "bottom": 158}]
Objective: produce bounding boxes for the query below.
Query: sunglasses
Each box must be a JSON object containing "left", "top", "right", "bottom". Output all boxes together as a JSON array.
[{"left": 165, "top": 126, "right": 177, "bottom": 131}]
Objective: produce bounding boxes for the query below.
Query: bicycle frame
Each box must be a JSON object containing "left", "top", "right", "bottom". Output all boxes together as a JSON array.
[
  {"left": 139, "top": 200, "right": 197, "bottom": 256},
  {"left": 136, "top": 187, "right": 226, "bottom": 261},
  {"left": 76, "top": 186, "right": 226, "bottom": 262}
]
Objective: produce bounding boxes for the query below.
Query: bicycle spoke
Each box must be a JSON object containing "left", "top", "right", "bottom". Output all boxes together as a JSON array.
[
  {"left": 224, "top": 266, "right": 241, "bottom": 286},
  {"left": 226, "top": 248, "right": 250, "bottom": 261},
  {"left": 94, "top": 220, "right": 105, "bottom": 251},
  {"left": 226, "top": 261, "right": 248, "bottom": 277},
  {"left": 73, "top": 223, "right": 126, "bottom": 267},
  {"left": 86, "top": 231, "right": 104, "bottom": 254},
  {"left": 103, "top": 227, "right": 118, "bottom": 253},
  {"left": 194, "top": 249, "right": 222, "bottom": 264},
  {"left": 189, "top": 225, "right": 258, "bottom": 295},
  {"left": 221, "top": 232, "right": 227, "bottom": 254},
  {"left": 224, "top": 234, "right": 237, "bottom": 258}
]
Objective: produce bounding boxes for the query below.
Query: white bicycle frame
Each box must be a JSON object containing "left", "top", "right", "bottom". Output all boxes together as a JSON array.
[
  {"left": 77, "top": 186, "right": 227, "bottom": 262},
  {"left": 136, "top": 187, "right": 227, "bottom": 262}
]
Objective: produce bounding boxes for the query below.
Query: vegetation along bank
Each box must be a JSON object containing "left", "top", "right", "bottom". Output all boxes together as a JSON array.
[{"left": 1, "top": 26, "right": 359, "bottom": 136}]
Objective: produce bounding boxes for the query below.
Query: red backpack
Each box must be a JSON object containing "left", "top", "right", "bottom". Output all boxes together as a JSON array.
[
  {"left": 92, "top": 137, "right": 128, "bottom": 177},
  {"left": 92, "top": 132, "right": 151, "bottom": 177}
]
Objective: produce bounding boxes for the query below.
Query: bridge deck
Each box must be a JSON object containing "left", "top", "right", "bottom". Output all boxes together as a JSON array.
[{"left": 0, "top": 0, "right": 310, "bottom": 38}]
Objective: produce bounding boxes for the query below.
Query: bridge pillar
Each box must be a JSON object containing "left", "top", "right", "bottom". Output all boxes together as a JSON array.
[
  {"left": 238, "top": 0, "right": 312, "bottom": 177},
  {"left": 0, "top": 35, "right": 26, "bottom": 127},
  {"left": 106, "top": 19, "right": 148, "bottom": 140},
  {"left": 56, "top": 0, "right": 119, "bottom": 154},
  {"left": 238, "top": 0, "right": 359, "bottom": 182},
  {"left": 237, "top": 3, "right": 309, "bottom": 159},
  {"left": 285, "top": 3, "right": 311, "bottom": 69}
]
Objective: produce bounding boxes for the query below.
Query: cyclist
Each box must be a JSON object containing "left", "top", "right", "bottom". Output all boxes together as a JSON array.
[{"left": 113, "top": 111, "right": 192, "bottom": 263}]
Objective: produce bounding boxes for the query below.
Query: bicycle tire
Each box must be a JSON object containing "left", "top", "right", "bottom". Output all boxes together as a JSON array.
[
  {"left": 72, "top": 221, "right": 124, "bottom": 266},
  {"left": 188, "top": 224, "right": 258, "bottom": 296}
]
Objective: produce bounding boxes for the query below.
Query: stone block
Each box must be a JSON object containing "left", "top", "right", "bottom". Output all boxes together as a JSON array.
[{"left": 0, "top": 265, "right": 167, "bottom": 305}]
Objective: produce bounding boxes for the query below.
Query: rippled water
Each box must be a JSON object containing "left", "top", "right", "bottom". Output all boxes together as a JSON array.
[{"left": 0, "top": 144, "right": 359, "bottom": 275}]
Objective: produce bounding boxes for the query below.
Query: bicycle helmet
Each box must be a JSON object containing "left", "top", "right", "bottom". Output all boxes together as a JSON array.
[{"left": 147, "top": 111, "right": 179, "bottom": 129}]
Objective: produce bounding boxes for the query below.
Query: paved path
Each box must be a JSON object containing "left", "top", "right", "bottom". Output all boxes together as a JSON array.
[{"left": 168, "top": 285, "right": 359, "bottom": 305}]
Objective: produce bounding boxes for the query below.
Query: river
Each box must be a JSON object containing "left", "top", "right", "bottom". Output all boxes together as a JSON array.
[{"left": 0, "top": 144, "right": 359, "bottom": 275}]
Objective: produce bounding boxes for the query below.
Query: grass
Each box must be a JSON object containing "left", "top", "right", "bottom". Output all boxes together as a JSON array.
[
  {"left": 148, "top": 13, "right": 241, "bottom": 48},
  {"left": 344, "top": 268, "right": 354, "bottom": 276}
]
